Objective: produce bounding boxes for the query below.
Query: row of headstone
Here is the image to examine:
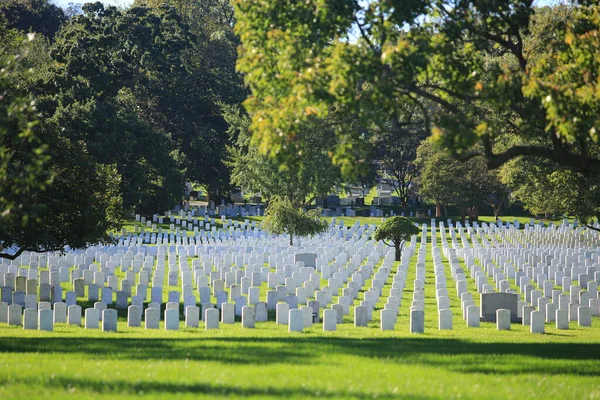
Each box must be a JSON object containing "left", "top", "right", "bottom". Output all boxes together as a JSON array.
[{"left": 438, "top": 221, "right": 599, "bottom": 332}]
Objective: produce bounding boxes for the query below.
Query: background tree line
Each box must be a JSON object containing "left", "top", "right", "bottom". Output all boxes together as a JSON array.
[{"left": 0, "top": 0, "right": 245, "bottom": 258}]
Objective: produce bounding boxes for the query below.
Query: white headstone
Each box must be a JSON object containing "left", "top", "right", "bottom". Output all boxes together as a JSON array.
[
  {"left": 288, "top": 308, "right": 303, "bottom": 332},
  {"left": 380, "top": 308, "right": 395, "bottom": 331},
  {"left": 23, "top": 308, "right": 37, "bottom": 330},
  {"left": 127, "top": 305, "right": 142, "bottom": 327},
  {"left": 276, "top": 302, "right": 289, "bottom": 325},
  {"left": 438, "top": 309, "right": 452, "bottom": 330},
  {"left": 145, "top": 307, "right": 160, "bottom": 329},
  {"left": 67, "top": 305, "right": 81, "bottom": 326},
  {"left": 496, "top": 309, "right": 511, "bottom": 330},
  {"left": 530, "top": 310, "right": 544, "bottom": 333},
  {"left": 255, "top": 302, "right": 268, "bottom": 322},
  {"left": 53, "top": 302, "right": 67, "bottom": 324},
  {"left": 241, "top": 305, "right": 255, "bottom": 328},
  {"left": 555, "top": 308, "right": 569, "bottom": 330},
  {"left": 410, "top": 308, "right": 424, "bottom": 333},
  {"left": 85, "top": 309, "right": 100, "bottom": 329},
  {"left": 102, "top": 309, "right": 117, "bottom": 332},
  {"left": 185, "top": 306, "right": 200, "bottom": 328},
  {"left": 221, "top": 302, "right": 235, "bottom": 324},
  {"left": 577, "top": 306, "right": 592, "bottom": 327},
  {"left": 323, "top": 308, "right": 337, "bottom": 331},
  {"left": 205, "top": 308, "right": 219, "bottom": 330},
  {"left": 164, "top": 309, "right": 179, "bottom": 330},
  {"left": 8, "top": 304, "right": 22, "bottom": 326},
  {"left": 38, "top": 308, "right": 53, "bottom": 331},
  {"left": 466, "top": 305, "right": 480, "bottom": 327},
  {"left": 354, "top": 306, "right": 368, "bottom": 327}
]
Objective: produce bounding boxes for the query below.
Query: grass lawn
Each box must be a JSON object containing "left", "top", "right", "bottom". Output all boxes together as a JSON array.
[{"left": 0, "top": 224, "right": 598, "bottom": 399}]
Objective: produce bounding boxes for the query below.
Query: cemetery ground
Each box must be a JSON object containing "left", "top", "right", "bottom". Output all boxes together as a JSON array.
[{"left": 0, "top": 217, "right": 598, "bottom": 399}]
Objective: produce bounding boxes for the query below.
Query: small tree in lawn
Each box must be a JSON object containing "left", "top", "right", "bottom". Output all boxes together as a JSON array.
[
  {"left": 373, "top": 217, "right": 419, "bottom": 262},
  {"left": 263, "top": 198, "right": 328, "bottom": 246}
]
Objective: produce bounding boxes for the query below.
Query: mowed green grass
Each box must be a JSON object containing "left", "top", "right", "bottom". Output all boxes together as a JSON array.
[
  {"left": 0, "top": 227, "right": 599, "bottom": 399},
  {"left": 0, "top": 317, "right": 598, "bottom": 399}
]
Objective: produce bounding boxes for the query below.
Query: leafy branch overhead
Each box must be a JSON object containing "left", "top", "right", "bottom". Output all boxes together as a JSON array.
[{"left": 234, "top": 1, "right": 600, "bottom": 175}]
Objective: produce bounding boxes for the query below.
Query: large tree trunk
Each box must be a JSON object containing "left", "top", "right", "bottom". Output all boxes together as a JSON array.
[
  {"left": 468, "top": 206, "right": 479, "bottom": 222},
  {"left": 289, "top": 234, "right": 294, "bottom": 246},
  {"left": 207, "top": 188, "right": 229, "bottom": 205},
  {"left": 493, "top": 204, "right": 502, "bottom": 220},
  {"left": 436, "top": 202, "right": 442, "bottom": 217}
]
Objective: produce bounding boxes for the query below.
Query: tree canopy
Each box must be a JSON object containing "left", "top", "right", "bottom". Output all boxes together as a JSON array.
[
  {"left": 234, "top": 1, "right": 599, "bottom": 173},
  {"left": 0, "top": 1, "right": 245, "bottom": 257},
  {"left": 373, "top": 216, "right": 419, "bottom": 261},
  {"left": 416, "top": 141, "right": 509, "bottom": 221},
  {"left": 0, "top": 30, "right": 122, "bottom": 259},
  {"left": 262, "top": 197, "right": 328, "bottom": 246},
  {"left": 0, "top": 0, "right": 66, "bottom": 41},
  {"left": 224, "top": 104, "right": 341, "bottom": 207}
]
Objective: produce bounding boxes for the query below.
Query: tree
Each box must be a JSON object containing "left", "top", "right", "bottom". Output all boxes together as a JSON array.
[
  {"left": 262, "top": 197, "right": 328, "bottom": 246},
  {"left": 0, "top": 31, "right": 122, "bottom": 259},
  {"left": 136, "top": 0, "right": 247, "bottom": 201},
  {"left": 416, "top": 141, "right": 508, "bottom": 221},
  {"left": 224, "top": 104, "right": 341, "bottom": 207},
  {"left": 234, "top": 1, "right": 600, "bottom": 182},
  {"left": 0, "top": 30, "right": 49, "bottom": 232},
  {"left": 342, "top": 156, "right": 379, "bottom": 205},
  {"left": 374, "top": 128, "right": 424, "bottom": 208},
  {"left": 373, "top": 217, "right": 419, "bottom": 261},
  {"left": 367, "top": 102, "right": 427, "bottom": 208},
  {"left": 415, "top": 141, "right": 460, "bottom": 218},
  {"left": 0, "top": 0, "right": 66, "bottom": 41},
  {"left": 500, "top": 156, "right": 600, "bottom": 223},
  {"left": 40, "top": 3, "right": 189, "bottom": 215}
]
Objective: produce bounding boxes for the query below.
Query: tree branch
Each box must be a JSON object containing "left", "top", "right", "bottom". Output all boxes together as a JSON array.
[
  {"left": 586, "top": 225, "right": 600, "bottom": 233},
  {"left": 353, "top": 16, "right": 377, "bottom": 54},
  {"left": 408, "top": 86, "right": 465, "bottom": 116},
  {"left": 484, "top": 141, "right": 600, "bottom": 173},
  {"left": 0, "top": 247, "right": 27, "bottom": 261},
  {"left": 0, "top": 244, "right": 65, "bottom": 261}
]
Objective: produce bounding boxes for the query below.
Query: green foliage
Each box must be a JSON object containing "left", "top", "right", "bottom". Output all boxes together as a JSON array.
[
  {"left": 0, "top": 32, "right": 48, "bottom": 229},
  {"left": 0, "top": 31, "right": 122, "bottom": 259},
  {"left": 373, "top": 216, "right": 418, "bottom": 259},
  {"left": 500, "top": 156, "right": 600, "bottom": 225},
  {"left": 372, "top": 111, "right": 427, "bottom": 206},
  {"left": 373, "top": 216, "right": 419, "bottom": 245},
  {"left": 262, "top": 198, "right": 328, "bottom": 245},
  {"left": 224, "top": 104, "right": 341, "bottom": 207},
  {"left": 0, "top": 0, "right": 66, "bottom": 41},
  {"left": 416, "top": 141, "right": 509, "bottom": 219},
  {"left": 40, "top": 3, "right": 190, "bottom": 214},
  {"left": 524, "top": 5, "right": 600, "bottom": 149},
  {"left": 234, "top": 1, "right": 600, "bottom": 178},
  {"left": 136, "top": 0, "right": 246, "bottom": 201}
]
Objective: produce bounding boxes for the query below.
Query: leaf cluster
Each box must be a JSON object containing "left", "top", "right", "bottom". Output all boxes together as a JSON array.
[
  {"left": 262, "top": 197, "right": 328, "bottom": 241},
  {"left": 373, "top": 216, "right": 419, "bottom": 247}
]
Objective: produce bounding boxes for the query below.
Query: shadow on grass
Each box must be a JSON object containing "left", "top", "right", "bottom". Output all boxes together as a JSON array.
[
  {"left": 2, "top": 376, "right": 431, "bottom": 399},
  {"left": 0, "top": 336, "right": 598, "bottom": 375}
]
